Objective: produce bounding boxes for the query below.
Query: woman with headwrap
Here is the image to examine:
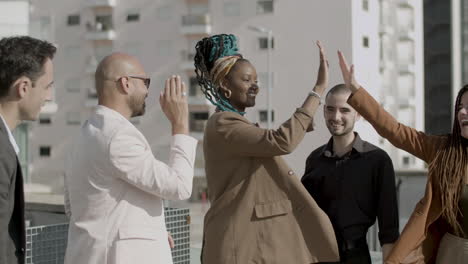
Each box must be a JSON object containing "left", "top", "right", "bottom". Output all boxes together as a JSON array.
[
  {"left": 194, "top": 34, "right": 339, "bottom": 263},
  {"left": 338, "top": 51, "right": 468, "bottom": 264}
]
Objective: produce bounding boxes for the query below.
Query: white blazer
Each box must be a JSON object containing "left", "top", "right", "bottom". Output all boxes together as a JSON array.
[{"left": 64, "top": 106, "right": 197, "bottom": 264}]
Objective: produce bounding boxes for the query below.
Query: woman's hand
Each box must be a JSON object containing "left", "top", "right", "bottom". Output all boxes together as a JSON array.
[
  {"left": 313, "top": 41, "right": 329, "bottom": 95},
  {"left": 337, "top": 50, "right": 360, "bottom": 93}
]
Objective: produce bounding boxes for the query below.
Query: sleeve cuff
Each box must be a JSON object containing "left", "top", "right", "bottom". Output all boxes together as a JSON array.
[
  {"left": 378, "top": 228, "right": 400, "bottom": 245},
  {"left": 171, "top": 134, "right": 198, "bottom": 147},
  {"left": 295, "top": 108, "right": 314, "bottom": 132}
]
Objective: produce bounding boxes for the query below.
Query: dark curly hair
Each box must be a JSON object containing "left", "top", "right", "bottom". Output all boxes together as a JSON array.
[
  {"left": 194, "top": 34, "right": 248, "bottom": 114},
  {"left": 0, "top": 36, "right": 57, "bottom": 98}
]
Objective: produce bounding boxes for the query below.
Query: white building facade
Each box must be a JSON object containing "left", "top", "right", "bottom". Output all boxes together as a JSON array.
[{"left": 19, "top": 0, "right": 424, "bottom": 195}]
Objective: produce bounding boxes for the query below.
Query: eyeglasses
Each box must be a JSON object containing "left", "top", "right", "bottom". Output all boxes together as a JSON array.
[{"left": 119, "top": 76, "right": 151, "bottom": 89}]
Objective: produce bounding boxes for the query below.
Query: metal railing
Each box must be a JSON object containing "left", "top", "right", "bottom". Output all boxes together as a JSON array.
[{"left": 25, "top": 207, "right": 190, "bottom": 264}]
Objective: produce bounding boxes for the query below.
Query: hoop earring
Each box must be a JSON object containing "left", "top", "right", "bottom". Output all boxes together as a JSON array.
[{"left": 224, "top": 90, "right": 232, "bottom": 99}]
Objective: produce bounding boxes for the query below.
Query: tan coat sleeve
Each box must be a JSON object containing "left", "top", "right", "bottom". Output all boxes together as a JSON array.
[
  {"left": 348, "top": 87, "right": 444, "bottom": 163},
  {"left": 214, "top": 108, "right": 313, "bottom": 157}
]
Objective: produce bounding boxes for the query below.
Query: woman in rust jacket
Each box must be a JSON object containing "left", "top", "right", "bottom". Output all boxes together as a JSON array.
[
  {"left": 194, "top": 34, "right": 339, "bottom": 264},
  {"left": 338, "top": 51, "right": 468, "bottom": 264}
]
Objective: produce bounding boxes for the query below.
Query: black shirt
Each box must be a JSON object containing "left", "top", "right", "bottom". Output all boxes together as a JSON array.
[{"left": 301, "top": 133, "right": 399, "bottom": 245}]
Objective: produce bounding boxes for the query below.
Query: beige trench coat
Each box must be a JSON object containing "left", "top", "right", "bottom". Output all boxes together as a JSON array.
[{"left": 201, "top": 108, "right": 339, "bottom": 264}]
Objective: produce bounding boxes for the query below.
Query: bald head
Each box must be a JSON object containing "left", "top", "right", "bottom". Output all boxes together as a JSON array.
[{"left": 95, "top": 52, "right": 145, "bottom": 96}]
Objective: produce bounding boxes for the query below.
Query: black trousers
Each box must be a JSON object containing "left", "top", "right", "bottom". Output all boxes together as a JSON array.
[{"left": 319, "top": 240, "right": 372, "bottom": 264}]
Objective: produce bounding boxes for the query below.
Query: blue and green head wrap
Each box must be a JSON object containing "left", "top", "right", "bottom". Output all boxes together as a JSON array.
[{"left": 194, "top": 34, "right": 246, "bottom": 115}]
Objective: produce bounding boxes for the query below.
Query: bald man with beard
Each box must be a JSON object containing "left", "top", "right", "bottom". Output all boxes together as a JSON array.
[{"left": 64, "top": 53, "right": 198, "bottom": 264}]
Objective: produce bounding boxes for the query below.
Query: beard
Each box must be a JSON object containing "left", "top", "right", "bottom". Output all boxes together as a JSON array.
[
  {"left": 326, "top": 122, "right": 355, "bottom": 137},
  {"left": 129, "top": 94, "right": 146, "bottom": 117}
]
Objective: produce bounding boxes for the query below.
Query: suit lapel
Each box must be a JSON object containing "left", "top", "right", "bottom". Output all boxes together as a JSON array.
[{"left": 0, "top": 116, "right": 16, "bottom": 156}]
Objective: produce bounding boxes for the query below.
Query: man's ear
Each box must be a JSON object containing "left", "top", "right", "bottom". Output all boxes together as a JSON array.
[
  {"left": 11, "top": 76, "right": 32, "bottom": 99},
  {"left": 117, "top": 77, "right": 131, "bottom": 94}
]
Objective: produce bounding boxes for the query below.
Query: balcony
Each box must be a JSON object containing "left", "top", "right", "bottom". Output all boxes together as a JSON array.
[
  {"left": 397, "top": 0, "right": 413, "bottom": 8},
  {"left": 398, "top": 29, "right": 415, "bottom": 41},
  {"left": 40, "top": 101, "right": 58, "bottom": 114},
  {"left": 181, "top": 14, "right": 212, "bottom": 35},
  {"left": 379, "top": 24, "right": 394, "bottom": 35},
  {"left": 86, "top": 16, "right": 115, "bottom": 40},
  {"left": 85, "top": 88, "right": 99, "bottom": 107},
  {"left": 398, "top": 63, "right": 415, "bottom": 74},
  {"left": 86, "top": 29, "right": 116, "bottom": 41},
  {"left": 86, "top": 0, "right": 116, "bottom": 8}
]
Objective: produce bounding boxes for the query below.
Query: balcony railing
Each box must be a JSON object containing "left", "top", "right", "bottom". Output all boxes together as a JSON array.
[
  {"left": 25, "top": 207, "right": 190, "bottom": 264},
  {"left": 86, "top": 0, "right": 116, "bottom": 8},
  {"left": 86, "top": 20, "right": 115, "bottom": 40},
  {"left": 181, "top": 14, "right": 212, "bottom": 35},
  {"left": 398, "top": 63, "right": 415, "bottom": 74},
  {"left": 40, "top": 102, "right": 58, "bottom": 114}
]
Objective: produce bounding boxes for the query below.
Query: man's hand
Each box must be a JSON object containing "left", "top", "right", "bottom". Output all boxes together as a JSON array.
[
  {"left": 313, "top": 41, "right": 329, "bottom": 95},
  {"left": 160, "top": 75, "right": 189, "bottom": 135},
  {"left": 168, "top": 232, "right": 175, "bottom": 249},
  {"left": 337, "top": 50, "right": 360, "bottom": 93}
]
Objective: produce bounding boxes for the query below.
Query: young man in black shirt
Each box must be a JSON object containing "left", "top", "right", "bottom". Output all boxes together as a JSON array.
[{"left": 301, "top": 84, "right": 399, "bottom": 264}]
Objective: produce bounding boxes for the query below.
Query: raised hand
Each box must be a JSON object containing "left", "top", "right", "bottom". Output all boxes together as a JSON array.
[
  {"left": 159, "top": 75, "right": 189, "bottom": 135},
  {"left": 314, "top": 41, "right": 329, "bottom": 95},
  {"left": 337, "top": 51, "right": 360, "bottom": 93}
]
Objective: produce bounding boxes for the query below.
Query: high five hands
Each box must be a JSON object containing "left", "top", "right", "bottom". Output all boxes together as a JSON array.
[
  {"left": 314, "top": 41, "right": 329, "bottom": 95},
  {"left": 337, "top": 50, "right": 361, "bottom": 93}
]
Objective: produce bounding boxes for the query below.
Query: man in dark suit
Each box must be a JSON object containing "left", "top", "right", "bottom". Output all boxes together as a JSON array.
[{"left": 0, "top": 36, "right": 56, "bottom": 264}]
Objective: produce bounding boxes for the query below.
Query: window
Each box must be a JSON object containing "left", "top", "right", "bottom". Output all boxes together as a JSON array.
[
  {"left": 257, "top": 0, "right": 274, "bottom": 14},
  {"left": 362, "top": 0, "right": 369, "bottom": 11},
  {"left": 39, "top": 146, "right": 51, "bottom": 157},
  {"left": 189, "top": 77, "right": 200, "bottom": 96},
  {"left": 39, "top": 116, "right": 51, "bottom": 124},
  {"left": 66, "top": 112, "right": 81, "bottom": 125},
  {"left": 190, "top": 112, "right": 209, "bottom": 132},
  {"left": 258, "top": 37, "right": 274, "bottom": 50},
  {"left": 362, "top": 36, "right": 369, "bottom": 48},
  {"left": 259, "top": 110, "right": 275, "bottom": 122},
  {"left": 95, "top": 14, "right": 113, "bottom": 31},
  {"left": 127, "top": 10, "right": 140, "bottom": 22},
  {"left": 224, "top": 2, "right": 241, "bottom": 16},
  {"left": 67, "top": 14, "right": 80, "bottom": 26}
]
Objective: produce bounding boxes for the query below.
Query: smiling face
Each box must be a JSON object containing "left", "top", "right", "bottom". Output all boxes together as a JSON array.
[
  {"left": 221, "top": 60, "right": 259, "bottom": 112},
  {"left": 324, "top": 91, "right": 360, "bottom": 137},
  {"left": 457, "top": 90, "right": 468, "bottom": 139}
]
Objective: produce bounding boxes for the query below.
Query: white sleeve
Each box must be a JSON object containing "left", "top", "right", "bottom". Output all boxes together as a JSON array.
[{"left": 109, "top": 129, "right": 198, "bottom": 200}]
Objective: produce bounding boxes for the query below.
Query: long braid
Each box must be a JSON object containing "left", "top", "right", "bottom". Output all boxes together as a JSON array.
[
  {"left": 431, "top": 85, "right": 468, "bottom": 237},
  {"left": 194, "top": 34, "right": 246, "bottom": 115}
]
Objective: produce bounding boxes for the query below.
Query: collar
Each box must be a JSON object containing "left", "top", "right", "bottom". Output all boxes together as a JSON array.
[
  {"left": 95, "top": 105, "right": 135, "bottom": 126},
  {"left": 0, "top": 114, "right": 20, "bottom": 155},
  {"left": 321, "top": 132, "right": 365, "bottom": 158}
]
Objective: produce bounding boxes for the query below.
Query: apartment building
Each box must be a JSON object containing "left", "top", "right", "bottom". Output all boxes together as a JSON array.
[
  {"left": 14, "top": 0, "right": 426, "bottom": 197},
  {"left": 378, "top": 0, "right": 425, "bottom": 169}
]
